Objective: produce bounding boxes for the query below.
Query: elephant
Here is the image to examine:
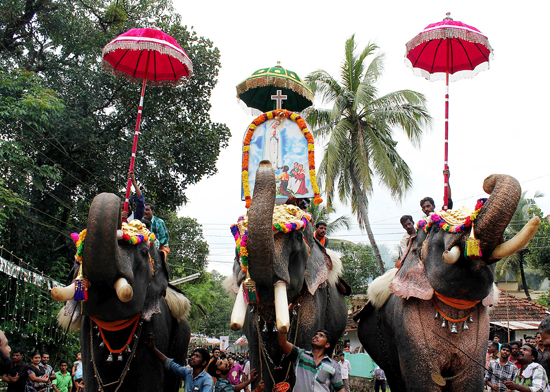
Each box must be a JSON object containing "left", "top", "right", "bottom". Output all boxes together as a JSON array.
[
  {"left": 228, "top": 160, "right": 351, "bottom": 392},
  {"left": 354, "top": 174, "right": 540, "bottom": 391},
  {"left": 51, "top": 193, "right": 191, "bottom": 392}
]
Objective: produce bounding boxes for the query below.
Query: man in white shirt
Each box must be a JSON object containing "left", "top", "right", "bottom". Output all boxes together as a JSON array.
[
  {"left": 397, "top": 215, "right": 416, "bottom": 268},
  {"left": 337, "top": 353, "right": 352, "bottom": 392}
]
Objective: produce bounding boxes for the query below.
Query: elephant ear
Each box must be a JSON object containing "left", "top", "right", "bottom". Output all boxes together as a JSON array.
[
  {"left": 390, "top": 237, "right": 433, "bottom": 300},
  {"left": 142, "top": 244, "right": 168, "bottom": 321},
  {"left": 304, "top": 240, "right": 330, "bottom": 295}
]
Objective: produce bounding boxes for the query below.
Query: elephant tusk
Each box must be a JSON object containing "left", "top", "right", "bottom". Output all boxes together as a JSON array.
[
  {"left": 114, "top": 277, "right": 133, "bottom": 302},
  {"left": 490, "top": 217, "right": 540, "bottom": 260},
  {"left": 51, "top": 283, "right": 75, "bottom": 302},
  {"left": 442, "top": 246, "right": 461, "bottom": 265},
  {"left": 230, "top": 283, "right": 247, "bottom": 331},
  {"left": 274, "top": 281, "right": 290, "bottom": 334}
]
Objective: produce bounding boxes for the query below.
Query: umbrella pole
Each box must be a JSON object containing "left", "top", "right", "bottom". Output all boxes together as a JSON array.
[
  {"left": 443, "top": 40, "right": 450, "bottom": 210},
  {"left": 123, "top": 50, "right": 151, "bottom": 221}
]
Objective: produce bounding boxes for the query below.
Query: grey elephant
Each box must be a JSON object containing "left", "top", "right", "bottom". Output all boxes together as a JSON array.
[
  {"left": 354, "top": 174, "right": 540, "bottom": 391},
  {"left": 51, "top": 193, "right": 191, "bottom": 392},
  {"left": 228, "top": 161, "right": 350, "bottom": 391}
]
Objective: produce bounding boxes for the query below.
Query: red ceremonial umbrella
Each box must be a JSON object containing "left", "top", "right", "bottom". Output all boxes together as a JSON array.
[
  {"left": 405, "top": 13, "right": 493, "bottom": 209},
  {"left": 101, "top": 28, "right": 193, "bottom": 217}
]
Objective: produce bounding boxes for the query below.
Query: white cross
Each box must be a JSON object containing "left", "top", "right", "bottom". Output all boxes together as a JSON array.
[{"left": 271, "top": 90, "right": 287, "bottom": 110}]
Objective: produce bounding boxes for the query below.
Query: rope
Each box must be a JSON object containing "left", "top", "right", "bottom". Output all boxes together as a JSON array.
[
  {"left": 434, "top": 291, "right": 480, "bottom": 309},
  {"left": 432, "top": 299, "right": 473, "bottom": 323},
  {"left": 90, "top": 314, "right": 141, "bottom": 354}
]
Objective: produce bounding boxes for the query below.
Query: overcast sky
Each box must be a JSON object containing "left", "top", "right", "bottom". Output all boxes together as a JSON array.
[{"left": 172, "top": 0, "right": 550, "bottom": 277}]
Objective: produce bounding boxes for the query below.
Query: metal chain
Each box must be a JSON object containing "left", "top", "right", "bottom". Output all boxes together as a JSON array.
[{"left": 89, "top": 317, "right": 143, "bottom": 392}]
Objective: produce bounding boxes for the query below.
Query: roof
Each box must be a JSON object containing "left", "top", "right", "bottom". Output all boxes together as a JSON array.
[
  {"left": 490, "top": 321, "right": 541, "bottom": 331},
  {"left": 490, "top": 290, "right": 550, "bottom": 324}
]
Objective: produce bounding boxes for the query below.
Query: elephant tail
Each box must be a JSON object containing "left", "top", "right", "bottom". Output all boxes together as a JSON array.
[
  {"left": 165, "top": 286, "right": 191, "bottom": 322},
  {"left": 368, "top": 268, "right": 398, "bottom": 308}
]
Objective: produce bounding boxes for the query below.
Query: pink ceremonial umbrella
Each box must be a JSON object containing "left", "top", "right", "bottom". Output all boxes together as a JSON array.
[
  {"left": 405, "top": 13, "right": 493, "bottom": 209},
  {"left": 101, "top": 28, "right": 193, "bottom": 218}
]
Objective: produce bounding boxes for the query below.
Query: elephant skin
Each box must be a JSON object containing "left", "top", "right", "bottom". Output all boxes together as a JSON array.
[
  {"left": 73, "top": 193, "right": 190, "bottom": 392},
  {"left": 232, "top": 161, "right": 350, "bottom": 391},
  {"left": 356, "top": 174, "right": 526, "bottom": 392}
]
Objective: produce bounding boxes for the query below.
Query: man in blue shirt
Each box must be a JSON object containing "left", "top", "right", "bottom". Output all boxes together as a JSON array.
[{"left": 147, "top": 333, "right": 213, "bottom": 392}]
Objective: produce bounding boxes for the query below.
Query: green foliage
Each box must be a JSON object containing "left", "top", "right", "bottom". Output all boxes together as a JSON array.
[
  {"left": 0, "top": 0, "right": 229, "bottom": 278},
  {"left": 537, "top": 290, "right": 550, "bottom": 308},
  {"left": 306, "top": 35, "right": 431, "bottom": 274},
  {"left": 183, "top": 271, "right": 239, "bottom": 340},
  {"left": 338, "top": 242, "right": 380, "bottom": 293},
  {"left": 307, "top": 202, "right": 350, "bottom": 236},
  {"left": 164, "top": 212, "right": 209, "bottom": 279}
]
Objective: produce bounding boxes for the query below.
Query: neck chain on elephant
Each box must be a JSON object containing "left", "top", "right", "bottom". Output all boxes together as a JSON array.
[
  {"left": 254, "top": 298, "right": 301, "bottom": 386},
  {"left": 89, "top": 318, "right": 144, "bottom": 392}
]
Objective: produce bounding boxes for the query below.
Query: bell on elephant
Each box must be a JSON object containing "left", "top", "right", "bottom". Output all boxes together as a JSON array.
[
  {"left": 450, "top": 323, "right": 459, "bottom": 334},
  {"left": 441, "top": 318, "right": 447, "bottom": 328},
  {"left": 434, "top": 311, "right": 439, "bottom": 319},
  {"left": 462, "top": 321, "right": 469, "bottom": 331},
  {"left": 468, "top": 315, "right": 474, "bottom": 323},
  {"left": 106, "top": 353, "right": 113, "bottom": 362},
  {"left": 117, "top": 354, "right": 123, "bottom": 362}
]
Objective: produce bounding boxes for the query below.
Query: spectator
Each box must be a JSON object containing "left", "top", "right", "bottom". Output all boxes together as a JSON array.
[
  {"left": 228, "top": 355, "right": 243, "bottom": 386},
  {"left": 143, "top": 203, "right": 170, "bottom": 258},
  {"left": 536, "top": 332, "right": 550, "bottom": 375},
  {"left": 2, "top": 346, "right": 27, "bottom": 392},
  {"left": 212, "top": 348, "right": 221, "bottom": 359},
  {"left": 52, "top": 360, "right": 72, "bottom": 392},
  {"left": 71, "top": 352, "right": 83, "bottom": 392},
  {"left": 373, "top": 366, "right": 386, "bottom": 392},
  {"left": 40, "top": 353, "right": 56, "bottom": 392},
  {"left": 337, "top": 353, "right": 351, "bottom": 392},
  {"left": 278, "top": 329, "right": 344, "bottom": 392},
  {"left": 493, "top": 335, "right": 502, "bottom": 349},
  {"left": 27, "top": 351, "right": 49, "bottom": 392},
  {"left": 510, "top": 341, "right": 522, "bottom": 370},
  {"left": 0, "top": 329, "right": 11, "bottom": 375},
  {"left": 486, "top": 341, "right": 500, "bottom": 369},
  {"left": 314, "top": 222, "right": 329, "bottom": 247},
  {"left": 206, "top": 357, "right": 262, "bottom": 392},
  {"left": 147, "top": 333, "right": 213, "bottom": 392},
  {"left": 242, "top": 358, "right": 251, "bottom": 392},
  {"left": 121, "top": 171, "right": 145, "bottom": 222},
  {"left": 485, "top": 343, "right": 519, "bottom": 392},
  {"left": 504, "top": 344, "right": 548, "bottom": 392}
]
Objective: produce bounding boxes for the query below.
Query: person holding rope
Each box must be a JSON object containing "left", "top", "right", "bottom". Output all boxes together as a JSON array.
[
  {"left": 485, "top": 343, "right": 518, "bottom": 392},
  {"left": 206, "top": 357, "right": 263, "bottom": 392},
  {"left": 147, "top": 333, "right": 214, "bottom": 392},
  {"left": 504, "top": 344, "right": 548, "bottom": 392},
  {"left": 277, "top": 329, "right": 344, "bottom": 392}
]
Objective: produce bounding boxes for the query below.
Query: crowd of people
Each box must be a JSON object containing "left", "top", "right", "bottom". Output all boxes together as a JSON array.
[
  {"left": 0, "top": 339, "right": 83, "bottom": 392},
  {"left": 484, "top": 328, "right": 550, "bottom": 392}
]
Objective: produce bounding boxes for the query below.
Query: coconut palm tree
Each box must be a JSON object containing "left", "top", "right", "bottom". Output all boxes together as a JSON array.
[
  {"left": 496, "top": 191, "right": 544, "bottom": 299},
  {"left": 306, "top": 35, "right": 432, "bottom": 273},
  {"left": 308, "top": 202, "right": 351, "bottom": 236}
]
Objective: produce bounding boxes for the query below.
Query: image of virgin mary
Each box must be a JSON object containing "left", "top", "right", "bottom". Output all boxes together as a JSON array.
[{"left": 262, "top": 120, "right": 283, "bottom": 170}]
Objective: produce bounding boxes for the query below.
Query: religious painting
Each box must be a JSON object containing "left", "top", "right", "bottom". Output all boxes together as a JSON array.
[{"left": 241, "top": 116, "right": 315, "bottom": 201}]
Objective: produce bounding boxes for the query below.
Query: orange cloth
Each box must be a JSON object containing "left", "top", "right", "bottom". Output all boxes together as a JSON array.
[{"left": 315, "top": 234, "right": 326, "bottom": 246}]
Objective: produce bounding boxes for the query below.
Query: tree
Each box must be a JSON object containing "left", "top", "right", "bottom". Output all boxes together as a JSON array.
[
  {"left": 307, "top": 202, "right": 350, "bottom": 236},
  {"left": 495, "top": 191, "right": 544, "bottom": 299},
  {"left": 164, "top": 212, "right": 209, "bottom": 280},
  {"left": 0, "top": 0, "right": 230, "bottom": 276},
  {"left": 338, "top": 242, "right": 379, "bottom": 293},
  {"left": 306, "top": 35, "right": 431, "bottom": 274}
]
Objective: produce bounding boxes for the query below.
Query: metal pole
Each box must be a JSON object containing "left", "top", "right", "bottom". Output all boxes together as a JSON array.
[
  {"left": 123, "top": 50, "right": 151, "bottom": 221},
  {"left": 443, "top": 39, "right": 450, "bottom": 210}
]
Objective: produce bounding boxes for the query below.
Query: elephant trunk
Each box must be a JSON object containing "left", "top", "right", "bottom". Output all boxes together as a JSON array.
[
  {"left": 475, "top": 175, "right": 521, "bottom": 263},
  {"left": 246, "top": 161, "right": 275, "bottom": 288},
  {"left": 82, "top": 193, "right": 131, "bottom": 287}
]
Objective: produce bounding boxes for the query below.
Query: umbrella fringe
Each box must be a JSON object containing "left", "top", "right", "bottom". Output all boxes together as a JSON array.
[
  {"left": 102, "top": 40, "right": 193, "bottom": 74},
  {"left": 406, "top": 28, "right": 493, "bottom": 55},
  {"left": 404, "top": 58, "right": 491, "bottom": 83},
  {"left": 236, "top": 75, "right": 314, "bottom": 102},
  {"left": 100, "top": 61, "right": 190, "bottom": 87}
]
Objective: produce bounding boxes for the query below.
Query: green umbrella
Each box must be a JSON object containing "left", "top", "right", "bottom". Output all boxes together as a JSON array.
[{"left": 236, "top": 63, "right": 313, "bottom": 113}]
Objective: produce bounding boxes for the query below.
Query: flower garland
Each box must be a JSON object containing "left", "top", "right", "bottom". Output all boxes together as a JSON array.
[
  {"left": 69, "top": 222, "right": 157, "bottom": 301},
  {"left": 416, "top": 198, "right": 488, "bottom": 259},
  {"left": 230, "top": 207, "right": 312, "bottom": 274},
  {"left": 241, "top": 109, "right": 322, "bottom": 209},
  {"left": 417, "top": 198, "right": 487, "bottom": 233},
  {"left": 231, "top": 216, "right": 249, "bottom": 273}
]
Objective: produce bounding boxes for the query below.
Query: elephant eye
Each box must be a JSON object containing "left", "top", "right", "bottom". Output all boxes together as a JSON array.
[{"left": 141, "top": 249, "right": 148, "bottom": 257}]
